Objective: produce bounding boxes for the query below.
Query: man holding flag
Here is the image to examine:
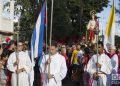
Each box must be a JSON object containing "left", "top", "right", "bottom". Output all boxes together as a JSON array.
[
  {"left": 40, "top": 42, "right": 67, "bottom": 86},
  {"left": 30, "top": 0, "right": 50, "bottom": 86},
  {"left": 31, "top": 0, "right": 67, "bottom": 85}
]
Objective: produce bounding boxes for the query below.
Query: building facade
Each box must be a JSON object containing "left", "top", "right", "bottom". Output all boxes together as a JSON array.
[{"left": 0, "top": 0, "right": 15, "bottom": 43}]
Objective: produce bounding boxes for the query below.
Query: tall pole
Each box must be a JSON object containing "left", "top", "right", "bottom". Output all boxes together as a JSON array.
[
  {"left": 16, "top": 19, "right": 20, "bottom": 86},
  {"left": 95, "top": 27, "right": 100, "bottom": 86},
  {"left": 45, "top": 0, "right": 48, "bottom": 54},
  {"left": 79, "top": 1, "right": 83, "bottom": 38},
  {"left": 102, "top": 30, "right": 103, "bottom": 42},
  {"left": 0, "top": 0, "right": 2, "bottom": 28},
  {"left": 49, "top": 0, "right": 54, "bottom": 46},
  {"left": 85, "top": 30, "right": 87, "bottom": 44},
  {"left": 96, "top": 29, "right": 99, "bottom": 86},
  {"left": 0, "top": 0, "right": 3, "bottom": 43},
  {"left": 48, "top": 0, "right": 54, "bottom": 82},
  {"left": 94, "top": 15, "right": 100, "bottom": 86},
  {"left": 96, "top": 17, "right": 100, "bottom": 64}
]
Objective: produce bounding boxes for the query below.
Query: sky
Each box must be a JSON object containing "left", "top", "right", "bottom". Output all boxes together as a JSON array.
[{"left": 97, "top": 0, "right": 120, "bottom": 36}]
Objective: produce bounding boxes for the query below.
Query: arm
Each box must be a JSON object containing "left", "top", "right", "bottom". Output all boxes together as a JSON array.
[
  {"left": 7, "top": 53, "right": 16, "bottom": 73},
  {"left": 0, "top": 61, "right": 3, "bottom": 70},
  {"left": 23, "top": 54, "right": 32, "bottom": 74},
  {"left": 100, "top": 55, "right": 112, "bottom": 74}
]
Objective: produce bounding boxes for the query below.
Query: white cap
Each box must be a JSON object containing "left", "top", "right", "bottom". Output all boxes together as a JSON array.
[
  {"left": 110, "top": 45, "right": 116, "bottom": 50},
  {"left": 2, "top": 41, "right": 7, "bottom": 44}
]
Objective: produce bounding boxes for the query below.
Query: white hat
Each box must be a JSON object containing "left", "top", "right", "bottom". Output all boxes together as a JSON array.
[
  {"left": 110, "top": 45, "right": 116, "bottom": 50},
  {"left": 2, "top": 41, "right": 7, "bottom": 44}
]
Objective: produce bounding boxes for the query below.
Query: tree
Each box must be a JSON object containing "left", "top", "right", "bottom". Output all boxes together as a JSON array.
[
  {"left": 15, "top": 0, "right": 109, "bottom": 43},
  {"left": 67, "top": 0, "right": 109, "bottom": 36}
]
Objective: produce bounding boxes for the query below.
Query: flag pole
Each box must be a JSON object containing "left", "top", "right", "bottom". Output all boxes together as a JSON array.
[
  {"left": 45, "top": 0, "right": 48, "bottom": 54},
  {"left": 16, "top": 19, "right": 20, "bottom": 86},
  {"left": 85, "top": 30, "right": 87, "bottom": 44},
  {"left": 96, "top": 30, "right": 99, "bottom": 86},
  {"left": 49, "top": 0, "right": 54, "bottom": 46},
  {"left": 94, "top": 15, "right": 100, "bottom": 86},
  {"left": 102, "top": 30, "right": 103, "bottom": 42},
  {"left": 96, "top": 16, "right": 100, "bottom": 86},
  {"left": 48, "top": 0, "right": 54, "bottom": 82}
]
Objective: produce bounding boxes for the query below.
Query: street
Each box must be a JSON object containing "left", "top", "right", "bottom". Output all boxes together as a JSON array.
[{"left": 63, "top": 78, "right": 78, "bottom": 86}]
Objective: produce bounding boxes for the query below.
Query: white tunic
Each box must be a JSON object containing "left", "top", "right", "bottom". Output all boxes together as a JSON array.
[
  {"left": 25, "top": 50, "right": 35, "bottom": 86},
  {"left": 108, "top": 54, "right": 119, "bottom": 85},
  {"left": 111, "top": 54, "right": 118, "bottom": 74},
  {"left": 7, "top": 51, "right": 32, "bottom": 86},
  {"left": 40, "top": 53, "right": 67, "bottom": 86},
  {"left": 87, "top": 53, "right": 112, "bottom": 86}
]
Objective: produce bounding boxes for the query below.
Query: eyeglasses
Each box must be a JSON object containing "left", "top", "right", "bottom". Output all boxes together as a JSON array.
[{"left": 18, "top": 45, "right": 23, "bottom": 46}]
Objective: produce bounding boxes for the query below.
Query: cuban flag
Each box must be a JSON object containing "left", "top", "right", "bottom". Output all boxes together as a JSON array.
[{"left": 31, "top": 2, "right": 46, "bottom": 65}]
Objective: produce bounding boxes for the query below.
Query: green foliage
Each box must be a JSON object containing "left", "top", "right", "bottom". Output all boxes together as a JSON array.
[
  {"left": 115, "top": 35, "right": 120, "bottom": 46},
  {"left": 16, "top": 0, "right": 109, "bottom": 42}
]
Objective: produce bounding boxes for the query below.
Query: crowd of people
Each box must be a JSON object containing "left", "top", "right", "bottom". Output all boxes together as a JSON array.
[
  {"left": 40, "top": 41, "right": 120, "bottom": 86},
  {"left": 0, "top": 40, "right": 32, "bottom": 86},
  {"left": 0, "top": 38, "right": 120, "bottom": 86}
]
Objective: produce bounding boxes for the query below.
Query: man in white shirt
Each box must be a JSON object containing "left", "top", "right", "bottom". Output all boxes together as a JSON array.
[
  {"left": 109, "top": 45, "right": 118, "bottom": 74},
  {"left": 40, "top": 42, "right": 67, "bottom": 86},
  {"left": 87, "top": 41, "right": 112, "bottom": 86},
  {"left": 7, "top": 42, "right": 32, "bottom": 86},
  {"left": 108, "top": 45, "right": 118, "bottom": 85}
]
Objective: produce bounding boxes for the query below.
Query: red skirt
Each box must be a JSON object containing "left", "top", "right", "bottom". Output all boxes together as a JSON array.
[{"left": 88, "top": 30, "right": 95, "bottom": 42}]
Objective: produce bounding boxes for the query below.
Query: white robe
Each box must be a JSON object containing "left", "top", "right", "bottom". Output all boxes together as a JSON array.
[
  {"left": 40, "top": 53, "right": 67, "bottom": 86},
  {"left": 25, "top": 50, "right": 35, "bottom": 86},
  {"left": 111, "top": 54, "right": 118, "bottom": 74},
  {"left": 108, "top": 54, "right": 119, "bottom": 85},
  {"left": 87, "top": 53, "right": 112, "bottom": 86},
  {"left": 7, "top": 51, "right": 32, "bottom": 86}
]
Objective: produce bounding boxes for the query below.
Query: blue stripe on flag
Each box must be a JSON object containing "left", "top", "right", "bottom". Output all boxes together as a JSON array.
[{"left": 38, "top": 2, "right": 46, "bottom": 58}]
